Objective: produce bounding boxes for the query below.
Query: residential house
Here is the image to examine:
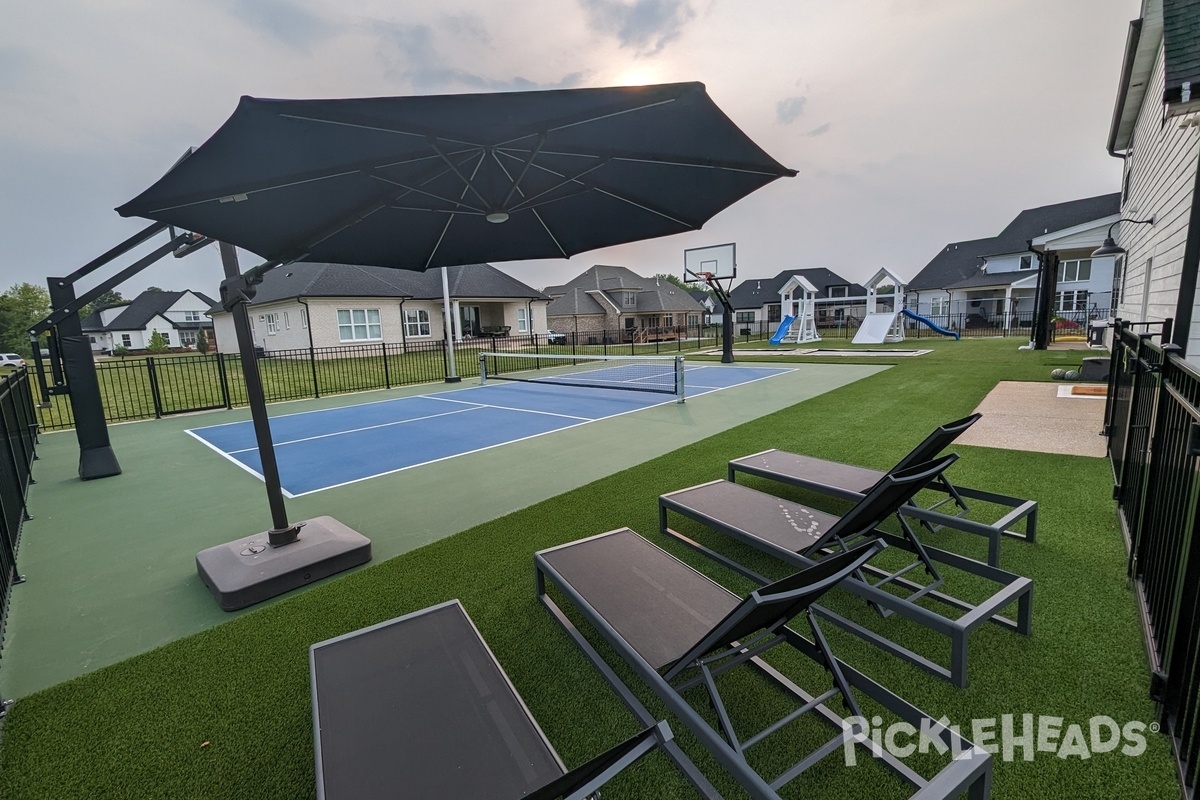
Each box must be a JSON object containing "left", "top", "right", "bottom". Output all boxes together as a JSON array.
[
  {"left": 207, "top": 262, "right": 549, "bottom": 354},
  {"left": 543, "top": 265, "right": 704, "bottom": 343},
  {"left": 81, "top": 289, "right": 217, "bottom": 353},
  {"left": 1105, "top": 0, "right": 1200, "bottom": 355},
  {"left": 726, "top": 268, "right": 866, "bottom": 332},
  {"left": 907, "top": 193, "right": 1122, "bottom": 330},
  {"left": 688, "top": 289, "right": 716, "bottom": 326}
]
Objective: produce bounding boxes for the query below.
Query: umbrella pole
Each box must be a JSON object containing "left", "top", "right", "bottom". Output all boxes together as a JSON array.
[
  {"left": 217, "top": 242, "right": 300, "bottom": 546},
  {"left": 195, "top": 243, "right": 372, "bottom": 611}
]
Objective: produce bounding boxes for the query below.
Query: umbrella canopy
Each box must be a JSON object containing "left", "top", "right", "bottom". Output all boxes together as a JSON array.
[{"left": 117, "top": 82, "right": 795, "bottom": 270}]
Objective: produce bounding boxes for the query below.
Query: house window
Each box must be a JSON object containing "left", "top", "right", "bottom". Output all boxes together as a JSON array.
[
  {"left": 1019, "top": 255, "right": 1033, "bottom": 270},
  {"left": 338, "top": 308, "right": 382, "bottom": 341},
  {"left": 1057, "top": 259, "right": 1092, "bottom": 283},
  {"left": 622, "top": 291, "right": 637, "bottom": 308},
  {"left": 184, "top": 311, "right": 202, "bottom": 322},
  {"left": 404, "top": 309, "right": 431, "bottom": 337},
  {"left": 663, "top": 314, "right": 674, "bottom": 328},
  {"left": 283, "top": 311, "right": 290, "bottom": 330},
  {"left": 930, "top": 296, "right": 949, "bottom": 316},
  {"left": 1054, "top": 291, "right": 1089, "bottom": 312},
  {"left": 516, "top": 307, "right": 528, "bottom": 333},
  {"left": 1111, "top": 256, "right": 1125, "bottom": 310},
  {"left": 301, "top": 308, "right": 308, "bottom": 329},
  {"left": 121, "top": 334, "right": 132, "bottom": 347},
  {"left": 688, "top": 314, "right": 698, "bottom": 326},
  {"left": 735, "top": 311, "right": 755, "bottom": 323},
  {"left": 265, "top": 313, "right": 278, "bottom": 335},
  {"left": 828, "top": 286, "right": 848, "bottom": 298},
  {"left": 181, "top": 331, "right": 197, "bottom": 346}
]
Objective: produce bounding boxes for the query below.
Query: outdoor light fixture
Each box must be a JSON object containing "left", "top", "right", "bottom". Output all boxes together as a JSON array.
[
  {"left": 1092, "top": 216, "right": 1155, "bottom": 257},
  {"left": 485, "top": 211, "right": 510, "bottom": 224}
]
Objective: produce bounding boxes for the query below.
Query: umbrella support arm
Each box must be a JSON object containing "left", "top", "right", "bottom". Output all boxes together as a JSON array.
[{"left": 218, "top": 243, "right": 301, "bottom": 547}]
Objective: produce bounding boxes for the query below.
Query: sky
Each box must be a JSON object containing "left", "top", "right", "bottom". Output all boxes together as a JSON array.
[{"left": 2, "top": 0, "right": 1141, "bottom": 302}]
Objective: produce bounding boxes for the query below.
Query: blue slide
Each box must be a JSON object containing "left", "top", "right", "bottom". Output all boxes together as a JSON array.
[
  {"left": 901, "top": 308, "right": 960, "bottom": 340},
  {"left": 769, "top": 315, "right": 796, "bottom": 345}
]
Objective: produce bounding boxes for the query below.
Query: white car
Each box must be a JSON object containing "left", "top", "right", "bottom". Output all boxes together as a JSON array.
[
  {"left": 546, "top": 330, "right": 568, "bottom": 345},
  {"left": 0, "top": 354, "right": 25, "bottom": 369}
]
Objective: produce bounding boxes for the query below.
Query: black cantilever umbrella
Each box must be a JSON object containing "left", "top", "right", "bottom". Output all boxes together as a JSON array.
[
  {"left": 118, "top": 81, "right": 795, "bottom": 267},
  {"left": 115, "top": 82, "right": 795, "bottom": 609}
]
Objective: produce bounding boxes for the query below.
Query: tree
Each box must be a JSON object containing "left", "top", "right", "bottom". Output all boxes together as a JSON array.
[
  {"left": 657, "top": 272, "right": 713, "bottom": 298},
  {"left": 80, "top": 290, "right": 127, "bottom": 320},
  {"left": 144, "top": 286, "right": 167, "bottom": 293},
  {"left": 0, "top": 283, "right": 51, "bottom": 356},
  {"left": 147, "top": 329, "right": 169, "bottom": 353},
  {"left": 195, "top": 328, "right": 210, "bottom": 354}
]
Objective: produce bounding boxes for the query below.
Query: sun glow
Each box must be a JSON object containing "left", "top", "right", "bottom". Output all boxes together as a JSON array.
[{"left": 612, "top": 66, "right": 661, "bottom": 87}]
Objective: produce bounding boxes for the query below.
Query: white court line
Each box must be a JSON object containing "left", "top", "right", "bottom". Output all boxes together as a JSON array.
[
  {"left": 192, "top": 364, "right": 797, "bottom": 496},
  {"left": 225, "top": 404, "right": 488, "bottom": 454}
]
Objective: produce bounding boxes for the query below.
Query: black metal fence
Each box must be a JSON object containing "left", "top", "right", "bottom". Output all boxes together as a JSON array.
[
  {"left": 0, "top": 369, "right": 40, "bottom": 715},
  {"left": 35, "top": 325, "right": 747, "bottom": 432},
  {"left": 1104, "top": 317, "right": 1200, "bottom": 793}
]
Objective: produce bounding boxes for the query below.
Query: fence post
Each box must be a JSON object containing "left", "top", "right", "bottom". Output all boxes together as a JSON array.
[
  {"left": 216, "top": 352, "right": 232, "bottom": 409},
  {"left": 382, "top": 342, "right": 391, "bottom": 389},
  {"left": 309, "top": 344, "right": 320, "bottom": 398},
  {"left": 1103, "top": 319, "right": 1123, "bottom": 439},
  {"left": 146, "top": 357, "right": 163, "bottom": 419}
]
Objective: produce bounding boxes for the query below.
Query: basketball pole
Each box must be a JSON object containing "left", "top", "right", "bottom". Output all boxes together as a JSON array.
[{"left": 706, "top": 275, "right": 736, "bottom": 364}]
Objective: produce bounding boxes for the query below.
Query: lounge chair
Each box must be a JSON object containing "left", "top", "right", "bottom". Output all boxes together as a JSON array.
[
  {"left": 309, "top": 599, "right": 719, "bottom": 799},
  {"left": 536, "top": 529, "right": 992, "bottom": 800},
  {"left": 659, "top": 455, "right": 1033, "bottom": 688},
  {"left": 727, "top": 413, "right": 1037, "bottom": 567}
]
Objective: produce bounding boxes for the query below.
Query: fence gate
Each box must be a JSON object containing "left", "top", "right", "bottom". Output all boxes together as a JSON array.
[{"left": 148, "top": 354, "right": 230, "bottom": 416}]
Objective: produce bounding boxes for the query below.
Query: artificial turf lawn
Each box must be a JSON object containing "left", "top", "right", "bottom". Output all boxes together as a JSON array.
[{"left": 0, "top": 338, "right": 1181, "bottom": 799}]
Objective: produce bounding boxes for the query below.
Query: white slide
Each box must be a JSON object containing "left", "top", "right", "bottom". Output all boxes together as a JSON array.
[{"left": 852, "top": 311, "right": 899, "bottom": 344}]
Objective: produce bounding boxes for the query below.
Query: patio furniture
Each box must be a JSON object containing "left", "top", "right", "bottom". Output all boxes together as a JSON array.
[
  {"left": 727, "top": 413, "right": 1038, "bottom": 567},
  {"left": 536, "top": 529, "right": 993, "bottom": 800},
  {"left": 309, "top": 599, "right": 718, "bottom": 799},
  {"left": 660, "top": 456, "right": 1033, "bottom": 688}
]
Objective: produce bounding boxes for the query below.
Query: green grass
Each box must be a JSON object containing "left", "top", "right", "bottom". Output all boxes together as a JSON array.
[{"left": 0, "top": 338, "right": 1175, "bottom": 799}]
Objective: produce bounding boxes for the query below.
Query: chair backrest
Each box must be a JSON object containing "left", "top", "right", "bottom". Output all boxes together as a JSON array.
[
  {"left": 664, "top": 540, "right": 884, "bottom": 673},
  {"left": 892, "top": 413, "right": 981, "bottom": 472},
  {"left": 809, "top": 453, "right": 959, "bottom": 553}
]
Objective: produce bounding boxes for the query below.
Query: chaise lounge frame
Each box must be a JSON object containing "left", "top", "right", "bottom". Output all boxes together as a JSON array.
[
  {"left": 309, "top": 599, "right": 720, "bottom": 799},
  {"left": 660, "top": 455, "right": 1033, "bottom": 688},
  {"left": 727, "top": 413, "right": 1037, "bottom": 568},
  {"left": 536, "top": 528, "right": 992, "bottom": 800}
]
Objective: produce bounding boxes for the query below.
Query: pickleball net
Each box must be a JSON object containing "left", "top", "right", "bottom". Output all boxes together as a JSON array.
[{"left": 479, "top": 351, "right": 685, "bottom": 401}]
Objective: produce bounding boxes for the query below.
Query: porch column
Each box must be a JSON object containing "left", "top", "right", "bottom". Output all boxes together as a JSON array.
[
  {"left": 451, "top": 299, "right": 461, "bottom": 341},
  {"left": 1004, "top": 286, "right": 1013, "bottom": 332}
]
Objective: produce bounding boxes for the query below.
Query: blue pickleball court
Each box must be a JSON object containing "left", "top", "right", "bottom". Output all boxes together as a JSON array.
[{"left": 187, "top": 363, "right": 792, "bottom": 496}]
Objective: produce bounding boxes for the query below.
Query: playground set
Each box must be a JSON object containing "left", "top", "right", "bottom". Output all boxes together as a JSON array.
[{"left": 769, "top": 267, "right": 960, "bottom": 345}]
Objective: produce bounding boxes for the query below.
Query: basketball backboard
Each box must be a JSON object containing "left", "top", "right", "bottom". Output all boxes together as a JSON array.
[{"left": 683, "top": 243, "right": 736, "bottom": 283}]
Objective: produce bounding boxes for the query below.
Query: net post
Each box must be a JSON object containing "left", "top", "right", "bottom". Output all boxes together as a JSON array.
[
  {"left": 479, "top": 352, "right": 487, "bottom": 384},
  {"left": 675, "top": 356, "right": 685, "bottom": 403}
]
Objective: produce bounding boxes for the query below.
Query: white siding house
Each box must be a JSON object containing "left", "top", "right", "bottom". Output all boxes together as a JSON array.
[
  {"left": 81, "top": 290, "right": 217, "bottom": 353},
  {"left": 1106, "top": 1, "right": 1200, "bottom": 357},
  {"left": 209, "top": 263, "right": 549, "bottom": 354}
]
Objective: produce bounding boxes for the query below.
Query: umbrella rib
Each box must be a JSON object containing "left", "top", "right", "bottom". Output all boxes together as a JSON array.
[
  {"left": 496, "top": 146, "right": 791, "bottom": 177},
  {"left": 512, "top": 159, "right": 697, "bottom": 229},
  {"left": 498, "top": 134, "right": 546, "bottom": 209},
  {"left": 278, "top": 113, "right": 487, "bottom": 151},
  {"left": 428, "top": 141, "right": 491, "bottom": 210},
  {"left": 489, "top": 96, "right": 679, "bottom": 149},
  {"left": 530, "top": 208, "right": 568, "bottom": 258},
  {"left": 503, "top": 159, "right": 610, "bottom": 212},
  {"left": 370, "top": 175, "right": 487, "bottom": 214}
]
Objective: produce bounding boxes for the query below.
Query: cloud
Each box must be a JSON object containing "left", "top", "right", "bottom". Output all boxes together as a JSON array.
[
  {"left": 369, "top": 20, "right": 586, "bottom": 94},
  {"left": 776, "top": 95, "right": 807, "bottom": 124},
  {"left": 214, "top": 0, "right": 343, "bottom": 52},
  {"left": 578, "top": 0, "right": 695, "bottom": 55},
  {"left": 803, "top": 123, "right": 831, "bottom": 137}
]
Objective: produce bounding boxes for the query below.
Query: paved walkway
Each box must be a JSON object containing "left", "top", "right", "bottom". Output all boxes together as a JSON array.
[{"left": 956, "top": 380, "right": 1107, "bottom": 457}]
